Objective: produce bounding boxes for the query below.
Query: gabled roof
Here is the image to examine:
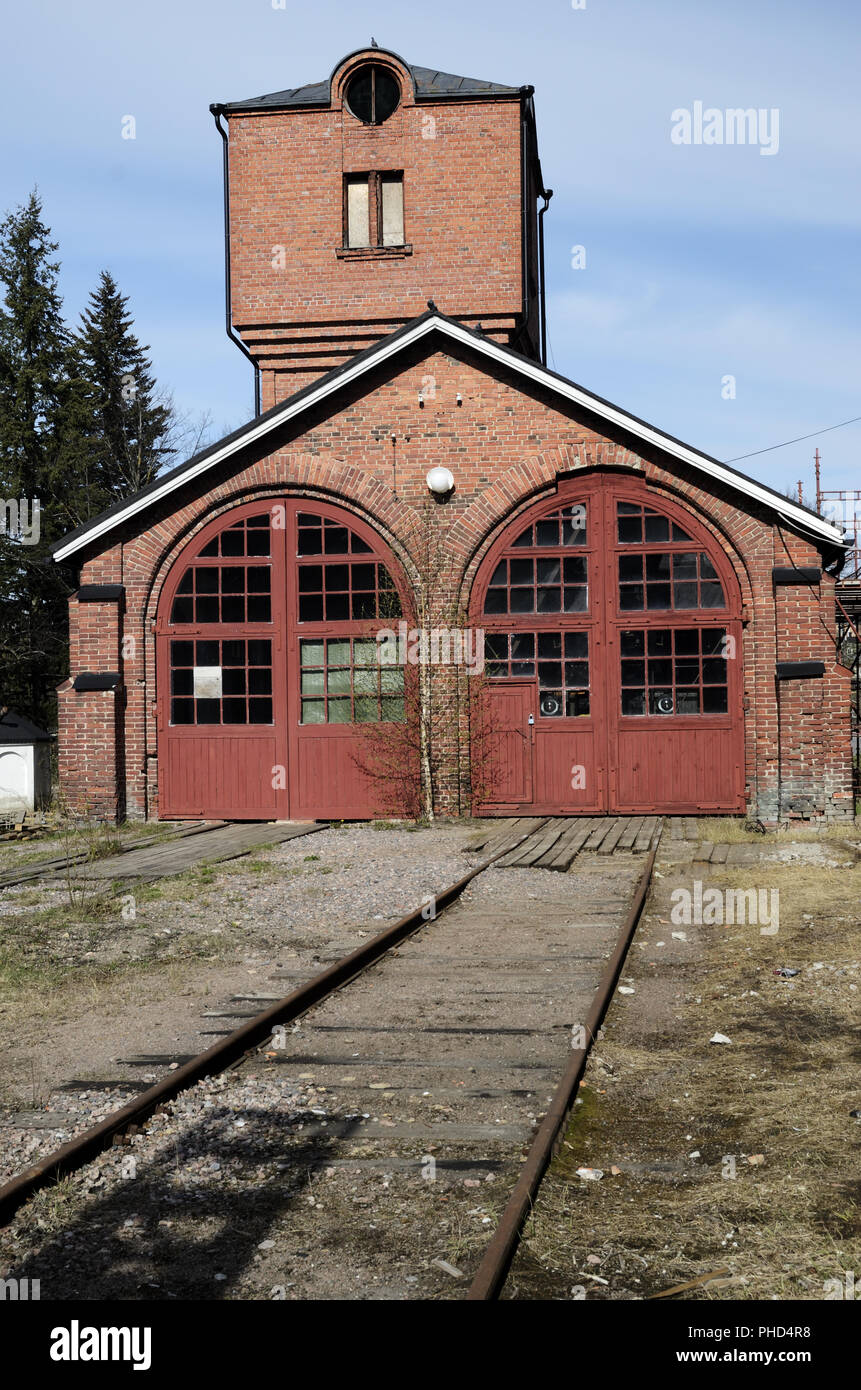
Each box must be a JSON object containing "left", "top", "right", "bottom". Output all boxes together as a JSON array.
[
  {"left": 0, "top": 710, "right": 52, "bottom": 743},
  {"left": 215, "top": 48, "right": 522, "bottom": 114},
  {"left": 52, "top": 309, "right": 846, "bottom": 563}
]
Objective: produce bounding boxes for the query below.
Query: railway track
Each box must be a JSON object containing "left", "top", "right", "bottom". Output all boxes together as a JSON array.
[{"left": 0, "top": 818, "right": 660, "bottom": 1300}]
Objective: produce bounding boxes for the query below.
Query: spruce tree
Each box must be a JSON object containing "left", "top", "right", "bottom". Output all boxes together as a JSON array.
[
  {"left": 0, "top": 190, "right": 72, "bottom": 726},
  {"left": 70, "top": 270, "right": 171, "bottom": 511}
]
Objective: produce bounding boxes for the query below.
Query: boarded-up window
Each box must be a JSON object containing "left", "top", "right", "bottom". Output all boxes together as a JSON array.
[
  {"left": 380, "top": 174, "right": 404, "bottom": 246},
  {"left": 345, "top": 176, "right": 371, "bottom": 248},
  {"left": 343, "top": 172, "right": 404, "bottom": 248}
]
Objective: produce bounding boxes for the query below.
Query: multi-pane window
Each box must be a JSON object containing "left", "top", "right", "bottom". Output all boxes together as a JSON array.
[
  {"left": 484, "top": 505, "right": 588, "bottom": 615},
  {"left": 620, "top": 628, "right": 728, "bottom": 716},
  {"left": 485, "top": 631, "right": 590, "bottom": 717},
  {"left": 297, "top": 561, "right": 399, "bottom": 622},
  {"left": 618, "top": 551, "right": 724, "bottom": 610},
  {"left": 198, "top": 513, "right": 270, "bottom": 558},
  {"left": 300, "top": 638, "right": 405, "bottom": 724},
  {"left": 298, "top": 512, "right": 373, "bottom": 555},
  {"left": 170, "top": 639, "right": 273, "bottom": 726},
  {"left": 616, "top": 501, "right": 725, "bottom": 611},
  {"left": 170, "top": 565, "right": 272, "bottom": 625},
  {"left": 511, "top": 507, "right": 588, "bottom": 549},
  {"left": 617, "top": 502, "right": 693, "bottom": 545},
  {"left": 344, "top": 172, "right": 404, "bottom": 248},
  {"left": 485, "top": 555, "right": 587, "bottom": 615}
]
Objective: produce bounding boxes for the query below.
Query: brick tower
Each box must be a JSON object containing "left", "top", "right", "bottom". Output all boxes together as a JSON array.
[{"left": 211, "top": 46, "right": 550, "bottom": 410}]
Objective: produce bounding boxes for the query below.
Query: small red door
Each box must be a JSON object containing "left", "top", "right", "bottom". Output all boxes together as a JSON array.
[{"left": 476, "top": 682, "right": 533, "bottom": 809}]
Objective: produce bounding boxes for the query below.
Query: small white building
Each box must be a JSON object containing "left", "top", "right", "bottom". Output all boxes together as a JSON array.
[{"left": 0, "top": 711, "right": 52, "bottom": 817}]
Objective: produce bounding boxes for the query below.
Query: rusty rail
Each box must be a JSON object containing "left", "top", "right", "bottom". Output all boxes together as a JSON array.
[
  {"left": 0, "top": 824, "right": 542, "bottom": 1228},
  {"left": 466, "top": 836, "right": 660, "bottom": 1300}
]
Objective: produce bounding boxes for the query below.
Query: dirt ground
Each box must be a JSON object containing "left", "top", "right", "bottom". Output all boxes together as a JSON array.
[{"left": 505, "top": 825, "right": 861, "bottom": 1301}]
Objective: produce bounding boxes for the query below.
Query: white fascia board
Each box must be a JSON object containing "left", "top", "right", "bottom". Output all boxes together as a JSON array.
[{"left": 53, "top": 315, "right": 844, "bottom": 560}]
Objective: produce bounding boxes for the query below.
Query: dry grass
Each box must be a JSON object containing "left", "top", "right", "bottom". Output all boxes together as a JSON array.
[
  {"left": 506, "top": 851, "right": 861, "bottom": 1301},
  {"left": 695, "top": 815, "right": 861, "bottom": 844}
]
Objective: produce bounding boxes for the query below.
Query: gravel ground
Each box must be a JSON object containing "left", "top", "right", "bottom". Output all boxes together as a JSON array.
[{"left": 0, "top": 822, "right": 480, "bottom": 1184}]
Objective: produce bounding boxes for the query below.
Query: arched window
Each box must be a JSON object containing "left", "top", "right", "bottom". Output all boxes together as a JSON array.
[
  {"left": 470, "top": 478, "right": 744, "bottom": 815},
  {"left": 345, "top": 65, "right": 401, "bottom": 125}
]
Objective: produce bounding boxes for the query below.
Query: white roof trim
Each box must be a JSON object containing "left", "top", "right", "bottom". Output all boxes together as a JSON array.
[{"left": 53, "top": 314, "right": 844, "bottom": 560}]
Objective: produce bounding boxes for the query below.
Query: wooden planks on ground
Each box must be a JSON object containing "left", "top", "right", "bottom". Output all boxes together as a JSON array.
[
  {"left": 69, "top": 821, "right": 324, "bottom": 883},
  {"left": 467, "top": 817, "right": 549, "bottom": 860}
]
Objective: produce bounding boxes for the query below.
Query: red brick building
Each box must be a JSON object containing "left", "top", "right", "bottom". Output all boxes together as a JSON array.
[{"left": 53, "top": 47, "right": 852, "bottom": 824}]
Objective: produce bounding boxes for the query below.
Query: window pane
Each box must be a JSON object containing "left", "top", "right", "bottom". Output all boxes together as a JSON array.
[
  {"left": 222, "top": 698, "right": 247, "bottom": 724},
  {"left": 537, "top": 587, "right": 561, "bottom": 612},
  {"left": 644, "top": 513, "right": 670, "bottom": 542},
  {"left": 646, "top": 583, "right": 671, "bottom": 609},
  {"left": 328, "top": 667, "right": 351, "bottom": 694},
  {"left": 301, "top": 699, "right": 325, "bottom": 724},
  {"left": 537, "top": 633, "right": 562, "bottom": 658},
  {"left": 565, "top": 632, "right": 588, "bottom": 658},
  {"left": 536, "top": 519, "right": 560, "bottom": 546},
  {"left": 300, "top": 640, "right": 325, "bottom": 666},
  {"left": 701, "top": 582, "right": 725, "bottom": 607},
  {"left": 352, "top": 639, "right": 376, "bottom": 665},
  {"left": 510, "top": 588, "right": 535, "bottom": 613},
  {"left": 563, "top": 587, "right": 587, "bottom": 612},
  {"left": 566, "top": 690, "right": 590, "bottom": 716},
  {"left": 346, "top": 178, "right": 370, "bottom": 247},
  {"left": 381, "top": 176, "right": 404, "bottom": 246},
  {"left": 171, "top": 640, "right": 194, "bottom": 666},
  {"left": 622, "top": 689, "right": 646, "bottom": 715}
]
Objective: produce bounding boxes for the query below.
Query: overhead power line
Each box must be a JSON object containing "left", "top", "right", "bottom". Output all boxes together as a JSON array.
[{"left": 725, "top": 414, "right": 861, "bottom": 462}]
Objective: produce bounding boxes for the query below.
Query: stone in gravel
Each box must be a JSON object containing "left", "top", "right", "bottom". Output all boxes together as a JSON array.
[{"left": 709, "top": 1032, "right": 732, "bottom": 1044}]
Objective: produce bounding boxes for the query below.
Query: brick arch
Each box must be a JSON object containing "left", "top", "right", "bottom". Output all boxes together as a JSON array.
[
  {"left": 140, "top": 453, "right": 423, "bottom": 628},
  {"left": 132, "top": 453, "right": 423, "bottom": 820},
  {"left": 330, "top": 49, "right": 415, "bottom": 110},
  {"left": 451, "top": 445, "right": 757, "bottom": 618}
]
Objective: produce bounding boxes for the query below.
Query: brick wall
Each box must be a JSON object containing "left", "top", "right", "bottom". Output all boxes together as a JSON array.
[
  {"left": 224, "top": 50, "right": 536, "bottom": 404},
  {"left": 58, "top": 344, "right": 854, "bottom": 822}
]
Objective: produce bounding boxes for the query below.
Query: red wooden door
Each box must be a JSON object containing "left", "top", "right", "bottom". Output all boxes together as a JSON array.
[
  {"left": 157, "top": 502, "right": 288, "bottom": 820},
  {"left": 476, "top": 682, "right": 534, "bottom": 809},
  {"left": 472, "top": 475, "right": 745, "bottom": 815},
  {"left": 157, "top": 500, "right": 414, "bottom": 820}
]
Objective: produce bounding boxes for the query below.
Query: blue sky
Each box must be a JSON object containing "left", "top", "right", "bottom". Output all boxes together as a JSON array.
[{"left": 3, "top": 0, "right": 858, "bottom": 513}]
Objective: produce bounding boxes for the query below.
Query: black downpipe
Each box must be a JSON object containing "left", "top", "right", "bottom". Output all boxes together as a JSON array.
[
  {"left": 210, "top": 104, "right": 261, "bottom": 417},
  {"left": 516, "top": 89, "right": 552, "bottom": 364},
  {"left": 538, "top": 189, "right": 553, "bottom": 367}
]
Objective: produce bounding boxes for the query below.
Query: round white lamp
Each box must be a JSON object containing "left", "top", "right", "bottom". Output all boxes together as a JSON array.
[{"left": 426, "top": 466, "right": 455, "bottom": 496}]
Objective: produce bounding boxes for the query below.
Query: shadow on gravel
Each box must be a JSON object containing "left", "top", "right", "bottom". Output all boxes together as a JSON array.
[{"left": 8, "top": 1108, "right": 365, "bottom": 1300}]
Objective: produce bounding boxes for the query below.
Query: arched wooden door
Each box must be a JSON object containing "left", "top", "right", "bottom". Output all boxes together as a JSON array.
[
  {"left": 156, "top": 499, "right": 412, "bottom": 820},
  {"left": 471, "top": 474, "right": 745, "bottom": 815}
]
